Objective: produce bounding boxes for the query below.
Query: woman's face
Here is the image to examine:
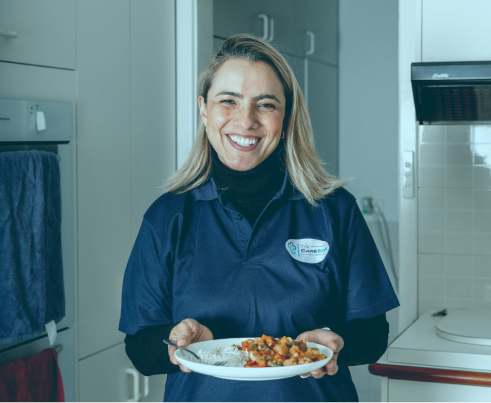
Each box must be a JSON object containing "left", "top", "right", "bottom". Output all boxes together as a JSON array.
[{"left": 199, "top": 58, "right": 286, "bottom": 171}]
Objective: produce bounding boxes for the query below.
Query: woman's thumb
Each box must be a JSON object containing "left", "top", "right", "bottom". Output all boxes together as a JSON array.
[{"left": 172, "top": 321, "right": 194, "bottom": 347}]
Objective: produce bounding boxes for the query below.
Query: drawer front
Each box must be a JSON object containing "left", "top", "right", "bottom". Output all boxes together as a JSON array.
[
  {"left": 388, "top": 379, "right": 491, "bottom": 402},
  {"left": 0, "top": 0, "right": 76, "bottom": 69},
  {"left": 79, "top": 342, "right": 167, "bottom": 402}
]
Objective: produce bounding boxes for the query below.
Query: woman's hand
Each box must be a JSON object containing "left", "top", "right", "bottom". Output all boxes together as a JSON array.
[
  {"left": 296, "top": 328, "right": 344, "bottom": 379},
  {"left": 168, "top": 319, "right": 213, "bottom": 373}
]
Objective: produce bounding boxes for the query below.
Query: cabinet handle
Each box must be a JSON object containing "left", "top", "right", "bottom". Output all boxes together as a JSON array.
[
  {"left": 305, "top": 31, "right": 315, "bottom": 56},
  {"left": 266, "top": 17, "right": 275, "bottom": 43},
  {"left": 0, "top": 30, "right": 18, "bottom": 39},
  {"left": 257, "top": 14, "right": 269, "bottom": 41},
  {"left": 126, "top": 368, "right": 140, "bottom": 402}
]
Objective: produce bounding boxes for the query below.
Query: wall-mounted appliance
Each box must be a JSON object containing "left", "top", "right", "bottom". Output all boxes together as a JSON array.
[
  {"left": 0, "top": 99, "right": 76, "bottom": 401},
  {"left": 411, "top": 61, "right": 491, "bottom": 124}
]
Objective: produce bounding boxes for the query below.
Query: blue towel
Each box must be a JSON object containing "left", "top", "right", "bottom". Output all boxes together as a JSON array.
[{"left": 0, "top": 150, "right": 65, "bottom": 344}]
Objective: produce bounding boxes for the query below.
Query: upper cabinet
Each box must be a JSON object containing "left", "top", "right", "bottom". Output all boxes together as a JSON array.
[
  {"left": 422, "top": 0, "right": 491, "bottom": 62},
  {"left": 0, "top": 0, "right": 76, "bottom": 70},
  {"left": 213, "top": 0, "right": 337, "bottom": 65}
]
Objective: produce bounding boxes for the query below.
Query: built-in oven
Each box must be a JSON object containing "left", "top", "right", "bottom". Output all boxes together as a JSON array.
[{"left": 0, "top": 99, "right": 76, "bottom": 401}]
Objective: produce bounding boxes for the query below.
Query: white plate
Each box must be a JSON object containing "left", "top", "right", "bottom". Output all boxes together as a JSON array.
[{"left": 174, "top": 337, "right": 333, "bottom": 381}]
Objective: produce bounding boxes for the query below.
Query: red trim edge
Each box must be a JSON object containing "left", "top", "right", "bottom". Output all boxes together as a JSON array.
[{"left": 368, "top": 363, "right": 491, "bottom": 387}]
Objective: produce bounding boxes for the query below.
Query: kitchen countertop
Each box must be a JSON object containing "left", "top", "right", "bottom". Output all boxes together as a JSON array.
[
  {"left": 383, "top": 309, "right": 491, "bottom": 373},
  {"left": 369, "top": 309, "right": 491, "bottom": 387}
]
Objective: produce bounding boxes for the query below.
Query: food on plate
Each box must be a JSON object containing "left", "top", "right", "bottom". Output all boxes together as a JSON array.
[
  {"left": 191, "top": 347, "right": 249, "bottom": 367},
  {"left": 232, "top": 335, "right": 327, "bottom": 367}
]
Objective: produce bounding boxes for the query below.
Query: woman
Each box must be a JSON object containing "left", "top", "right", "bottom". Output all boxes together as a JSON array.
[{"left": 119, "top": 34, "right": 399, "bottom": 402}]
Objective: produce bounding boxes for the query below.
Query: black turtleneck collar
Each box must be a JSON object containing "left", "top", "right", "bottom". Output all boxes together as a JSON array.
[{"left": 211, "top": 141, "right": 285, "bottom": 226}]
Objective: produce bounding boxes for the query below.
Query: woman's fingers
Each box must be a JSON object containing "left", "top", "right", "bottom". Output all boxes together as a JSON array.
[
  {"left": 296, "top": 329, "right": 344, "bottom": 378},
  {"left": 325, "top": 339, "right": 340, "bottom": 375},
  {"left": 170, "top": 320, "right": 194, "bottom": 347},
  {"left": 168, "top": 319, "right": 214, "bottom": 373}
]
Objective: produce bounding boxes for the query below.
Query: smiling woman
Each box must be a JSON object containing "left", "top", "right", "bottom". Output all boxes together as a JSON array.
[
  {"left": 166, "top": 34, "right": 344, "bottom": 204},
  {"left": 119, "top": 34, "right": 399, "bottom": 403}
]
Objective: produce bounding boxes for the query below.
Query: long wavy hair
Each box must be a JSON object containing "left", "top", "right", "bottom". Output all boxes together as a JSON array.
[{"left": 166, "top": 34, "right": 348, "bottom": 205}]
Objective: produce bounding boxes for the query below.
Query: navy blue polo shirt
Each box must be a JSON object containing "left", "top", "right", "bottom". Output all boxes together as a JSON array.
[{"left": 119, "top": 172, "right": 399, "bottom": 402}]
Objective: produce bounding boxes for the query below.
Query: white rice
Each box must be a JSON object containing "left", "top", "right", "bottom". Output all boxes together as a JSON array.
[{"left": 187, "top": 347, "right": 248, "bottom": 367}]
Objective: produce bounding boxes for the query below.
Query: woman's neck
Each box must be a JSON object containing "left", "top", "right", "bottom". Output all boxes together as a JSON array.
[{"left": 211, "top": 142, "right": 285, "bottom": 226}]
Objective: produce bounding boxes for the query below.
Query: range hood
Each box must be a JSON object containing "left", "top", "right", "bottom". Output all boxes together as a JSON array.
[{"left": 411, "top": 61, "right": 491, "bottom": 124}]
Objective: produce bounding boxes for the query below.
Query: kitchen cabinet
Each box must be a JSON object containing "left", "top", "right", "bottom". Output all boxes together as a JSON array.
[
  {"left": 422, "top": 0, "right": 491, "bottom": 62},
  {"left": 213, "top": 0, "right": 337, "bottom": 64},
  {"left": 79, "top": 342, "right": 167, "bottom": 402},
  {"left": 1, "top": 0, "right": 176, "bottom": 400},
  {"left": 307, "top": 60, "right": 338, "bottom": 176},
  {"left": 213, "top": 0, "right": 272, "bottom": 41},
  {"left": 76, "top": 0, "right": 176, "bottom": 399},
  {"left": 0, "top": 0, "right": 76, "bottom": 69},
  {"left": 297, "top": 0, "right": 338, "bottom": 66},
  {"left": 386, "top": 379, "right": 491, "bottom": 402},
  {"left": 76, "top": 0, "right": 132, "bottom": 360},
  {"left": 76, "top": 0, "right": 176, "bottom": 360}
]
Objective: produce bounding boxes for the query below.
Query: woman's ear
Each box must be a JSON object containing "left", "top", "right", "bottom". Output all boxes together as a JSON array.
[{"left": 198, "top": 96, "right": 208, "bottom": 127}]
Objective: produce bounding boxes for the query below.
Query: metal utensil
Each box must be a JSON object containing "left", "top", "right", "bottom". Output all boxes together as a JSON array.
[{"left": 162, "top": 338, "right": 227, "bottom": 366}]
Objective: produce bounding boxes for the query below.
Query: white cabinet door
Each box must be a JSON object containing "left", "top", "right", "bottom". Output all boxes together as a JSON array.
[
  {"left": 388, "top": 379, "right": 491, "bottom": 402},
  {"left": 129, "top": 0, "right": 176, "bottom": 242},
  {"left": 213, "top": 0, "right": 268, "bottom": 39},
  {"left": 307, "top": 60, "right": 338, "bottom": 176},
  {"left": 0, "top": 0, "right": 76, "bottom": 69},
  {"left": 422, "top": 0, "right": 491, "bottom": 62},
  {"left": 77, "top": 0, "right": 177, "bottom": 360},
  {"left": 79, "top": 342, "right": 167, "bottom": 402},
  {"left": 213, "top": 0, "right": 337, "bottom": 64},
  {"left": 76, "top": 0, "right": 132, "bottom": 359},
  {"left": 300, "top": 0, "right": 338, "bottom": 65}
]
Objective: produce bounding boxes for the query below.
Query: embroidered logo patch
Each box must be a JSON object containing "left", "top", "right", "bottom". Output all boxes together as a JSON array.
[{"left": 285, "top": 238, "right": 329, "bottom": 264}]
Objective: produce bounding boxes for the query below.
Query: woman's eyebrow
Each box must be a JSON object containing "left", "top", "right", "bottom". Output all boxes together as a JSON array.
[
  {"left": 254, "top": 94, "right": 281, "bottom": 103},
  {"left": 216, "top": 91, "right": 243, "bottom": 98},
  {"left": 215, "top": 91, "right": 281, "bottom": 104}
]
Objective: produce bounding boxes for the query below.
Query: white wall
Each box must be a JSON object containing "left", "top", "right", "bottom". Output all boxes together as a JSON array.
[{"left": 339, "top": 0, "right": 399, "bottom": 222}]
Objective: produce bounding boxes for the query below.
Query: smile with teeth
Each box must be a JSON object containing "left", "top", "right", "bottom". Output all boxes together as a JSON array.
[{"left": 229, "top": 134, "right": 259, "bottom": 147}]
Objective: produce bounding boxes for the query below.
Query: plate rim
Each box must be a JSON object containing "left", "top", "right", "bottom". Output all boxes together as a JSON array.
[{"left": 173, "top": 337, "right": 333, "bottom": 380}]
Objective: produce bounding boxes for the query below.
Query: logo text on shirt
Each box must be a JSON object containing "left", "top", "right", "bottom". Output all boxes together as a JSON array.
[{"left": 285, "top": 238, "right": 329, "bottom": 264}]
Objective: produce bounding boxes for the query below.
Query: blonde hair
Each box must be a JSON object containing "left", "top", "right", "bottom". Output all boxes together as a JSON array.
[{"left": 166, "top": 34, "right": 348, "bottom": 205}]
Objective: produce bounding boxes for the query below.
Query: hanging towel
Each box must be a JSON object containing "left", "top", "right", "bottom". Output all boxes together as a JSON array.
[
  {"left": 0, "top": 348, "right": 65, "bottom": 402},
  {"left": 0, "top": 150, "right": 65, "bottom": 344}
]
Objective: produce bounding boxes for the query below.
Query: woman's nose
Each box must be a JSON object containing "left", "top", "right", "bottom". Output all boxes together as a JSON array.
[{"left": 233, "top": 105, "right": 258, "bottom": 130}]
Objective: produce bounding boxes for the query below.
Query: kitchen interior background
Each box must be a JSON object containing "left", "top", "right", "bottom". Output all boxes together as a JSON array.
[{"left": 0, "top": 0, "right": 489, "bottom": 401}]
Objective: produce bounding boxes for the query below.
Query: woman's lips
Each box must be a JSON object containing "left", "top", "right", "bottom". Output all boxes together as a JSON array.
[{"left": 226, "top": 134, "right": 261, "bottom": 151}]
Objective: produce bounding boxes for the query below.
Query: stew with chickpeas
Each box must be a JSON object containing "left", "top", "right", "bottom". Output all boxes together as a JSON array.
[{"left": 232, "top": 335, "right": 327, "bottom": 368}]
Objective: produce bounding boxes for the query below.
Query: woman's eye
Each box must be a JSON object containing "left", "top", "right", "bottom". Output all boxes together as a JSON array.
[{"left": 259, "top": 103, "right": 275, "bottom": 110}]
